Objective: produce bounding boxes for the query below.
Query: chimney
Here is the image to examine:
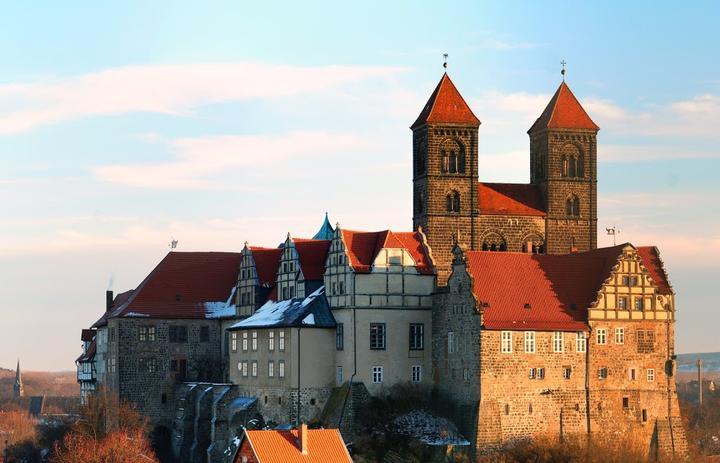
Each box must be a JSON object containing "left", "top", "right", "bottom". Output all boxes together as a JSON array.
[
  {"left": 298, "top": 423, "right": 308, "bottom": 455},
  {"left": 106, "top": 290, "right": 114, "bottom": 312}
]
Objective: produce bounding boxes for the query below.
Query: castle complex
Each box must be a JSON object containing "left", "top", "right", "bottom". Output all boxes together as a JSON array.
[{"left": 76, "top": 70, "right": 688, "bottom": 462}]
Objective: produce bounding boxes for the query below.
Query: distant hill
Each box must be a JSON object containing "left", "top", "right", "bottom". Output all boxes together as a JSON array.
[{"left": 0, "top": 368, "right": 77, "bottom": 398}]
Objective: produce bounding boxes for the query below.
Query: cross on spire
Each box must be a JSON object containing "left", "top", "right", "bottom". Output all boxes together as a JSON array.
[
  {"left": 443, "top": 53, "right": 448, "bottom": 69},
  {"left": 560, "top": 60, "right": 567, "bottom": 80}
]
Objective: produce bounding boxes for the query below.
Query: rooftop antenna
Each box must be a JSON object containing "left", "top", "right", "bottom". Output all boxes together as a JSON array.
[
  {"left": 560, "top": 60, "right": 567, "bottom": 81},
  {"left": 443, "top": 53, "right": 448, "bottom": 69},
  {"left": 169, "top": 237, "right": 178, "bottom": 251},
  {"left": 605, "top": 226, "right": 620, "bottom": 246}
]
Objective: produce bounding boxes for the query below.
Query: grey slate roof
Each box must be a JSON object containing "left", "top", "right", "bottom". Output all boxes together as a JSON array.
[{"left": 228, "top": 287, "right": 335, "bottom": 330}]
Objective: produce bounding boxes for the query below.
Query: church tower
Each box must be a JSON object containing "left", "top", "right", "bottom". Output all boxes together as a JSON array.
[
  {"left": 13, "top": 359, "right": 24, "bottom": 399},
  {"left": 411, "top": 73, "right": 480, "bottom": 284},
  {"left": 528, "top": 81, "right": 599, "bottom": 254}
]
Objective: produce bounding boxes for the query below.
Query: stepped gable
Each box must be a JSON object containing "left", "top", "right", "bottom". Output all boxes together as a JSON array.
[
  {"left": 106, "top": 252, "right": 241, "bottom": 320},
  {"left": 340, "top": 229, "right": 434, "bottom": 274},
  {"left": 293, "top": 238, "right": 331, "bottom": 280},
  {"left": 477, "top": 182, "right": 546, "bottom": 216},
  {"left": 411, "top": 73, "right": 480, "bottom": 129},
  {"left": 528, "top": 81, "right": 599, "bottom": 133},
  {"left": 249, "top": 246, "right": 283, "bottom": 286}
]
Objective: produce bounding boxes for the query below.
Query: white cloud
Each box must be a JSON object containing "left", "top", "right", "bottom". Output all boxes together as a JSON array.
[{"left": 0, "top": 63, "right": 405, "bottom": 134}]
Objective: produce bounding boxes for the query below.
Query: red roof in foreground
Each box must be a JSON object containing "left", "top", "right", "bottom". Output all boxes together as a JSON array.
[
  {"left": 411, "top": 73, "right": 480, "bottom": 129},
  {"left": 529, "top": 81, "right": 599, "bottom": 133},
  {"left": 341, "top": 229, "right": 434, "bottom": 274},
  {"left": 294, "top": 239, "right": 331, "bottom": 281},
  {"left": 477, "top": 183, "right": 546, "bottom": 216},
  {"left": 249, "top": 246, "right": 282, "bottom": 286},
  {"left": 465, "top": 244, "right": 671, "bottom": 331},
  {"left": 111, "top": 252, "right": 241, "bottom": 319},
  {"left": 237, "top": 428, "right": 352, "bottom": 463}
]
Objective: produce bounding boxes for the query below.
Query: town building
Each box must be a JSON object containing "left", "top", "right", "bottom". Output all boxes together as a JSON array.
[{"left": 234, "top": 423, "right": 352, "bottom": 463}]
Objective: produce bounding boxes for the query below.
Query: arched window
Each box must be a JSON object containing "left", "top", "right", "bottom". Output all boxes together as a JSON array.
[
  {"left": 441, "top": 150, "right": 449, "bottom": 173},
  {"left": 446, "top": 191, "right": 460, "bottom": 213},
  {"left": 562, "top": 156, "right": 569, "bottom": 177},
  {"left": 569, "top": 156, "right": 577, "bottom": 177},
  {"left": 566, "top": 195, "right": 580, "bottom": 217},
  {"left": 482, "top": 233, "right": 506, "bottom": 252},
  {"left": 441, "top": 139, "right": 465, "bottom": 175},
  {"left": 561, "top": 144, "right": 584, "bottom": 178},
  {"left": 521, "top": 234, "right": 545, "bottom": 254}
]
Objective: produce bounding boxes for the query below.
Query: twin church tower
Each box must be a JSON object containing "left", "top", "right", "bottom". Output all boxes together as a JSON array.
[{"left": 411, "top": 73, "right": 599, "bottom": 282}]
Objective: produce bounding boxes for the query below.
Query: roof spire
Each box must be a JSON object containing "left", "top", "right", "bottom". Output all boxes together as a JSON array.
[
  {"left": 14, "top": 358, "right": 24, "bottom": 399},
  {"left": 443, "top": 53, "right": 448, "bottom": 69},
  {"left": 560, "top": 60, "right": 567, "bottom": 81}
]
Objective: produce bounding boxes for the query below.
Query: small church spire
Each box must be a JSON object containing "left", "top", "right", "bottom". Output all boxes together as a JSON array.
[
  {"left": 443, "top": 53, "right": 448, "bottom": 69},
  {"left": 14, "top": 358, "right": 24, "bottom": 399},
  {"left": 560, "top": 60, "right": 567, "bottom": 81}
]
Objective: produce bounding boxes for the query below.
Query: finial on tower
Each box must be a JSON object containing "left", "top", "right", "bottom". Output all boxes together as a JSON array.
[
  {"left": 560, "top": 60, "right": 567, "bottom": 81},
  {"left": 443, "top": 53, "right": 448, "bottom": 69}
]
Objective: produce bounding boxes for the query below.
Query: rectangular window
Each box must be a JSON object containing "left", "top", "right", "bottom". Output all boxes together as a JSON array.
[
  {"left": 268, "top": 331, "right": 275, "bottom": 351},
  {"left": 169, "top": 326, "right": 188, "bottom": 343},
  {"left": 563, "top": 367, "right": 572, "bottom": 379},
  {"left": 647, "top": 369, "right": 655, "bottom": 381},
  {"left": 409, "top": 323, "right": 424, "bottom": 350},
  {"left": 411, "top": 365, "right": 422, "bottom": 383},
  {"left": 632, "top": 276, "right": 639, "bottom": 286},
  {"left": 336, "top": 366, "right": 343, "bottom": 384},
  {"left": 463, "top": 369, "right": 470, "bottom": 381},
  {"left": 268, "top": 361, "right": 274, "bottom": 378},
  {"left": 336, "top": 323, "right": 344, "bottom": 350},
  {"left": 538, "top": 367, "right": 545, "bottom": 380},
  {"left": 622, "top": 275, "right": 630, "bottom": 286},
  {"left": 148, "top": 326, "right": 156, "bottom": 341},
  {"left": 200, "top": 326, "right": 209, "bottom": 343},
  {"left": 524, "top": 331, "right": 536, "bottom": 354},
  {"left": 242, "top": 361, "right": 248, "bottom": 377},
  {"left": 242, "top": 331, "right": 248, "bottom": 351},
  {"left": 598, "top": 367, "right": 608, "bottom": 379},
  {"left": 615, "top": 328, "right": 625, "bottom": 344},
  {"left": 597, "top": 328, "right": 607, "bottom": 345},
  {"left": 139, "top": 326, "right": 147, "bottom": 342},
  {"left": 251, "top": 361, "right": 258, "bottom": 377},
  {"left": 339, "top": 281, "right": 344, "bottom": 294},
  {"left": 529, "top": 368, "right": 537, "bottom": 380},
  {"left": 634, "top": 297, "right": 644, "bottom": 310},
  {"left": 448, "top": 331, "right": 455, "bottom": 354},
  {"left": 618, "top": 296, "right": 628, "bottom": 310},
  {"left": 637, "top": 329, "right": 656, "bottom": 353},
  {"left": 630, "top": 368, "right": 637, "bottom": 380},
  {"left": 279, "top": 331, "right": 286, "bottom": 351},
  {"left": 623, "top": 397, "right": 629, "bottom": 408},
  {"left": 251, "top": 331, "right": 258, "bottom": 351},
  {"left": 501, "top": 331, "right": 512, "bottom": 353},
  {"left": 372, "top": 366, "right": 383, "bottom": 384},
  {"left": 231, "top": 332, "right": 238, "bottom": 352},
  {"left": 370, "top": 323, "right": 386, "bottom": 350},
  {"left": 553, "top": 331, "right": 564, "bottom": 353},
  {"left": 576, "top": 332, "right": 587, "bottom": 352},
  {"left": 279, "top": 360, "right": 285, "bottom": 378}
]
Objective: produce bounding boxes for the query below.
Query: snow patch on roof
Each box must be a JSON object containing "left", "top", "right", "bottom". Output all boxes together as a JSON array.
[
  {"left": 302, "top": 313, "right": 315, "bottom": 325},
  {"left": 230, "top": 287, "right": 326, "bottom": 329},
  {"left": 124, "top": 312, "right": 150, "bottom": 318},
  {"left": 204, "top": 285, "right": 237, "bottom": 319}
]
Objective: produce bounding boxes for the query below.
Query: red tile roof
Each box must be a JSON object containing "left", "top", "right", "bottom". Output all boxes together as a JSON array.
[
  {"left": 636, "top": 246, "right": 673, "bottom": 294},
  {"left": 249, "top": 246, "right": 282, "bottom": 286},
  {"left": 237, "top": 428, "right": 352, "bottom": 463},
  {"left": 477, "top": 183, "right": 546, "bottom": 216},
  {"left": 111, "top": 252, "right": 241, "bottom": 320},
  {"left": 92, "top": 289, "right": 135, "bottom": 327},
  {"left": 528, "top": 81, "right": 599, "bottom": 133},
  {"left": 411, "top": 73, "right": 480, "bottom": 129},
  {"left": 76, "top": 340, "right": 96, "bottom": 363},
  {"left": 340, "top": 229, "right": 434, "bottom": 274},
  {"left": 294, "top": 239, "right": 331, "bottom": 281}
]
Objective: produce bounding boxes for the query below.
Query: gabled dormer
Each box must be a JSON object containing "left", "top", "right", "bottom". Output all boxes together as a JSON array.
[
  {"left": 276, "top": 235, "right": 331, "bottom": 301},
  {"left": 237, "top": 243, "right": 282, "bottom": 317}
]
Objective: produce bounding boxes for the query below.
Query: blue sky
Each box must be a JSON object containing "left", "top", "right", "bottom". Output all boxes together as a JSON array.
[{"left": 1, "top": 1, "right": 718, "bottom": 370}]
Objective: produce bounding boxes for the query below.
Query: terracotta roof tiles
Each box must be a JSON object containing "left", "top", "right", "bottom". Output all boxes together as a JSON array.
[
  {"left": 529, "top": 81, "right": 599, "bottom": 133},
  {"left": 477, "top": 183, "right": 546, "bottom": 216},
  {"left": 238, "top": 428, "right": 352, "bottom": 463},
  {"left": 340, "top": 229, "right": 434, "bottom": 274},
  {"left": 411, "top": 73, "right": 480, "bottom": 129}
]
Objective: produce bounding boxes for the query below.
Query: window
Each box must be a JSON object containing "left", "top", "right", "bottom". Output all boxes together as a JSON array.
[
  {"left": 647, "top": 369, "right": 655, "bottom": 381},
  {"left": 524, "top": 331, "right": 536, "bottom": 353},
  {"left": 252, "top": 331, "right": 258, "bottom": 351},
  {"left": 615, "top": 328, "right": 625, "bottom": 344},
  {"left": 623, "top": 397, "right": 629, "bottom": 408},
  {"left": 448, "top": 332, "right": 455, "bottom": 354},
  {"left": 642, "top": 409, "right": 648, "bottom": 422},
  {"left": 566, "top": 195, "right": 580, "bottom": 217},
  {"left": 563, "top": 367, "right": 572, "bottom": 379},
  {"left": 634, "top": 297, "right": 644, "bottom": 310},
  {"left": 553, "top": 331, "right": 564, "bottom": 353},
  {"left": 268, "top": 361, "right": 274, "bottom": 377},
  {"left": 241, "top": 361, "right": 248, "bottom": 377},
  {"left": 538, "top": 368, "right": 545, "bottom": 380},
  {"left": 138, "top": 358, "right": 157, "bottom": 373},
  {"left": 336, "top": 323, "right": 344, "bottom": 350},
  {"left": 336, "top": 366, "right": 343, "bottom": 384},
  {"left": 200, "top": 326, "right": 209, "bottom": 343},
  {"left": 637, "top": 330, "right": 656, "bottom": 353},
  {"left": 169, "top": 326, "right": 188, "bottom": 343},
  {"left": 618, "top": 296, "right": 628, "bottom": 310},
  {"left": 251, "top": 361, "right": 258, "bottom": 377},
  {"left": 596, "top": 328, "right": 607, "bottom": 345},
  {"left": 370, "top": 323, "right": 386, "bottom": 350},
  {"left": 529, "top": 368, "right": 537, "bottom": 380},
  {"left": 339, "top": 281, "right": 344, "bottom": 294},
  {"left": 268, "top": 331, "right": 275, "bottom": 351},
  {"left": 630, "top": 368, "right": 637, "bottom": 380},
  {"left": 446, "top": 191, "right": 460, "bottom": 213},
  {"left": 632, "top": 276, "right": 639, "bottom": 286},
  {"left": 409, "top": 324, "right": 424, "bottom": 350},
  {"left": 562, "top": 156, "right": 569, "bottom": 177},
  {"left": 231, "top": 332, "right": 238, "bottom": 352},
  {"left": 622, "top": 276, "right": 630, "bottom": 286},
  {"left": 598, "top": 367, "right": 608, "bottom": 379},
  {"left": 463, "top": 369, "right": 470, "bottom": 381},
  {"left": 279, "top": 331, "right": 286, "bottom": 351},
  {"left": 576, "top": 332, "right": 587, "bottom": 352},
  {"left": 411, "top": 365, "right": 422, "bottom": 383},
  {"left": 372, "top": 366, "right": 383, "bottom": 384},
  {"left": 501, "top": 331, "right": 512, "bottom": 353},
  {"left": 139, "top": 326, "right": 156, "bottom": 342},
  {"left": 237, "top": 361, "right": 243, "bottom": 372},
  {"left": 279, "top": 360, "right": 285, "bottom": 378},
  {"left": 242, "top": 332, "right": 248, "bottom": 351}
]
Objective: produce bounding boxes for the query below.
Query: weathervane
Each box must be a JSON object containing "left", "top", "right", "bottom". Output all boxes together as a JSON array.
[
  {"left": 605, "top": 226, "right": 620, "bottom": 246},
  {"left": 560, "top": 60, "right": 567, "bottom": 81},
  {"left": 443, "top": 53, "right": 448, "bottom": 69}
]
